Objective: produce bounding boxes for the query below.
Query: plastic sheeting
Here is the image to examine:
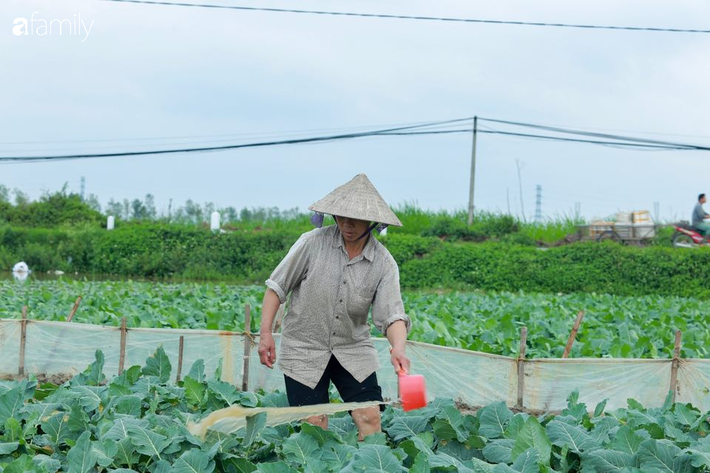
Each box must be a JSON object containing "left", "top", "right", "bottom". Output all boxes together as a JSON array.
[{"left": 0, "top": 319, "right": 705, "bottom": 412}]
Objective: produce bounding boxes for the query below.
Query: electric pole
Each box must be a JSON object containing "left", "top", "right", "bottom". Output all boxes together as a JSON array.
[
  {"left": 534, "top": 185, "right": 542, "bottom": 223},
  {"left": 516, "top": 160, "right": 526, "bottom": 222},
  {"left": 467, "top": 116, "right": 478, "bottom": 226},
  {"left": 80, "top": 176, "right": 85, "bottom": 200}
]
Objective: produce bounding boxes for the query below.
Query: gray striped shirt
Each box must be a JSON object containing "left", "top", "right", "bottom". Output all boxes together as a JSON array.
[{"left": 266, "top": 225, "right": 411, "bottom": 389}]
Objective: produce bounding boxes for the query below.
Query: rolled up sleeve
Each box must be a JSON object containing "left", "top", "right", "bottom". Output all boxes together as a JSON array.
[
  {"left": 265, "top": 233, "right": 311, "bottom": 304},
  {"left": 372, "top": 259, "right": 411, "bottom": 335}
]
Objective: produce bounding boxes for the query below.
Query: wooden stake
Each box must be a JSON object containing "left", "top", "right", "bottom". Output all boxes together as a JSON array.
[
  {"left": 670, "top": 330, "right": 682, "bottom": 402},
  {"left": 18, "top": 306, "right": 28, "bottom": 376},
  {"left": 66, "top": 296, "right": 82, "bottom": 322},
  {"left": 562, "top": 311, "right": 585, "bottom": 358},
  {"left": 242, "top": 304, "right": 251, "bottom": 391},
  {"left": 118, "top": 317, "right": 127, "bottom": 375},
  {"left": 176, "top": 336, "right": 185, "bottom": 382},
  {"left": 516, "top": 326, "right": 528, "bottom": 409}
]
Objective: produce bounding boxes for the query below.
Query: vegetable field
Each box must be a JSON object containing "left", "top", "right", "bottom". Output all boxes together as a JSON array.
[
  {"left": 1, "top": 280, "right": 707, "bottom": 359},
  {"left": 3, "top": 347, "right": 710, "bottom": 472}
]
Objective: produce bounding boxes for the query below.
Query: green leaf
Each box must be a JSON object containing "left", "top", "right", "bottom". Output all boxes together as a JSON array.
[
  {"left": 102, "top": 417, "right": 149, "bottom": 442},
  {"left": 0, "top": 441, "right": 19, "bottom": 454},
  {"left": 41, "top": 411, "right": 71, "bottom": 446},
  {"left": 66, "top": 431, "right": 98, "bottom": 473},
  {"left": 32, "top": 454, "right": 61, "bottom": 473},
  {"left": 611, "top": 425, "right": 644, "bottom": 454},
  {"left": 511, "top": 417, "right": 551, "bottom": 466},
  {"left": 221, "top": 456, "right": 257, "bottom": 473},
  {"left": 142, "top": 345, "right": 172, "bottom": 383},
  {"left": 73, "top": 385, "right": 107, "bottom": 412},
  {"left": 4, "top": 417, "right": 22, "bottom": 442},
  {"left": 482, "top": 439, "right": 514, "bottom": 463},
  {"left": 410, "top": 452, "right": 431, "bottom": 473},
  {"left": 207, "top": 379, "right": 239, "bottom": 405},
  {"left": 687, "top": 436, "right": 710, "bottom": 467},
  {"left": 173, "top": 448, "right": 216, "bottom": 473},
  {"left": 114, "top": 437, "right": 139, "bottom": 469},
  {"left": 638, "top": 439, "right": 692, "bottom": 473},
  {"left": 126, "top": 424, "right": 171, "bottom": 458},
  {"left": 0, "top": 387, "right": 24, "bottom": 425},
  {"left": 511, "top": 447, "right": 540, "bottom": 473},
  {"left": 300, "top": 422, "right": 340, "bottom": 446},
  {"left": 546, "top": 420, "right": 599, "bottom": 453},
  {"left": 187, "top": 359, "right": 206, "bottom": 382},
  {"left": 674, "top": 404, "right": 699, "bottom": 427},
  {"left": 281, "top": 432, "right": 319, "bottom": 465},
  {"left": 594, "top": 399, "right": 608, "bottom": 417},
  {"left": 478, "top": 402, "right": 513, "bottom": 439},
  {"left": 92, "top": 438, "right": 118, "bottom": 468},
  {"left": 433, "top": 406, "right": 468, "bottom": 442},
  {"left": 341, "top": 444, "right": 406, "bottom": 472},
  {"left": 256, "top": 461, "right": 296, "bottom": 473},
  {"left": 183, "top": 376, "right": 206, "bottom": 406},
  {"left": 504, "top": 413, "right": 529, "bottom": 439},
  {"left": 244, "top": 413, "right": 266, "bottom": 447},
  {"left": 386, "top": 413, "right": 429, "bottom": 442},
  {"left": 581, "top": 449, "right": 636, "bottom": 472},
  {"left": 82, "top": 350, "right": 106, "bottom": 386},
  {"left": 3, "top": 454, "right": 44, "bottom": 473},
  {"left": 321, "top": 442, "right": 356, "bottom": 471}
]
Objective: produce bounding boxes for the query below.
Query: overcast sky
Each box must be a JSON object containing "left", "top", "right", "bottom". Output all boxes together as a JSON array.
[{"left": 2, "top": 0, "right": 710, "bottom": 221}]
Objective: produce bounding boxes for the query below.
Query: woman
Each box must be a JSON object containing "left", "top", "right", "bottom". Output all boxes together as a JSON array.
[{"left": 258, "top": 174, "right": 411, "bottom": 440}]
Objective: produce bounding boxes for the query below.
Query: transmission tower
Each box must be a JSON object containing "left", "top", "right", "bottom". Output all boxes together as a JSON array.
[{"left": 534, "top": 185, "right": 542, "bottom": 223}]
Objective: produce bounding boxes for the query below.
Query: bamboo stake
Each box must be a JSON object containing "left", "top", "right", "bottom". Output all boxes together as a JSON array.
[
  {"left": 176, "top": 336, "right": 185, "bottom": 382},
  {"left": 242, "top": 304, "right": 252, "bottom": 391},
  {"left": 18, "top": 306, "right": 28, "bottom": 376},
  {"left": 118, "top": 317, "right": 127, "bottom": 375},
  {"left": 66, "top": 296, "right": 82, "bottom": 322},
  {"left": 516, "top": 326, "right": 528, "bottom": 409},
  {"left": 562, "top": 311, "right": 585, "bottom": 358},
  {"left": 670, "top": 331, "right": 682, "bottom": 403}
]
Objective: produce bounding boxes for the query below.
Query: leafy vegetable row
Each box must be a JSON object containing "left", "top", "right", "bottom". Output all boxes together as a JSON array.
[{"left": 3, "top": 347, "right": 710, "bottom": 472}]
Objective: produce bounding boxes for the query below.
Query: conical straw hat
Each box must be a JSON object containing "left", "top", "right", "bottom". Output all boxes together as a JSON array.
[{"left": 309, "top": 174, "right": 403, "bottom": 227}]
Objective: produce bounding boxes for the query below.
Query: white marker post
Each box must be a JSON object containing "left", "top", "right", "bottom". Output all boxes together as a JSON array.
[
  {"left": 210, "top": 212, "right": 221, "bottom": 232},
  {"left": 107, "top": 216, "right": 115, "bottom": 230}
]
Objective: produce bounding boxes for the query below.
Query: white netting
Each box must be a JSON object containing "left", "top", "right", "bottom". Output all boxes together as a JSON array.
[{"left": 0, "top": 319, "right": 702, "bottom": 412}]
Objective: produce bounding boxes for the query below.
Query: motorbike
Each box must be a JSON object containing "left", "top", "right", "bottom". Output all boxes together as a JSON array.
[{"left": 672, "top": 222, "right": 710, "bottom": 248}]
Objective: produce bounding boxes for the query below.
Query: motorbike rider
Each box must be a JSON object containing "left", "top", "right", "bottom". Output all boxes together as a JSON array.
[{"left": 692, "top": 194, "right": 710, "bottom": 234}]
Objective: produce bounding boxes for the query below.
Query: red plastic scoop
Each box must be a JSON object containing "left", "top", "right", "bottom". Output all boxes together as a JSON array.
[{"left": 398, "top": 371, "right": 427, "bottom": 412}]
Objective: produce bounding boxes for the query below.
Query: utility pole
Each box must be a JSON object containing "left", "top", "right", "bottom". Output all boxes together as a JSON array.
[
  {"left": 467, "top": 116, "right": 478, "bottom": 226},
  {"left": 507, "top": 187, "right": 511, "bottom": 215},
  {"left": 516, "top": 159, "right": 526, "bottom": 222},
  {"left": 534, "top": 185, "right": 542, "bottom": 223},
  {"left": 80, "top": 176, "right": 85, "bottom": 200},
  {"left": 575, "top": 202, "right": 581, "bottom": 221},
  {"left": 653, "top": 201, "right": 660, "bottom": 222}
]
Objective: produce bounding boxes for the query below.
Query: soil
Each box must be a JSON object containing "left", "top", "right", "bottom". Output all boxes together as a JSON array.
[{"left": 1, "top": 372, "right": 74, "bottom": 385}]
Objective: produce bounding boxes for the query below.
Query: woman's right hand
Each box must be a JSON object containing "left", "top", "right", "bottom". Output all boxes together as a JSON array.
[{"left": 258, "top": 332, "right": 277, "bottom": 368}]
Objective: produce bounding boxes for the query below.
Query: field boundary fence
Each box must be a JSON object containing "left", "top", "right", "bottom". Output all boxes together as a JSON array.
[{"left": 0, "top": 313, "right": 707, "bottom": 412}]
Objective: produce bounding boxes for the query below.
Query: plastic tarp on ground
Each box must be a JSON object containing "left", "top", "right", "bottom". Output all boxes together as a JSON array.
[{"left": 0, "top": 319, "right": 703, "bottom": 412}]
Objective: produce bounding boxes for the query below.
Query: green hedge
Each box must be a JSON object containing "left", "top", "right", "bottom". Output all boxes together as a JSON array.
[
  {"left": 399, "top": 242, "right": 710, "bottom": 298},
  {"left": 1, "top": 225, "right": 708, "bottom": 298}
]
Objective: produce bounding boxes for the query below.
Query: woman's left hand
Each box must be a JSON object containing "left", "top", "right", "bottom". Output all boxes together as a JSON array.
[{"left": 390, "top": 347, "right": 411, "bottom": 375}]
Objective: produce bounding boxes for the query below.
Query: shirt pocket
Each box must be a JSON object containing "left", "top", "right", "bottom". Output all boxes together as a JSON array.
[{"left": 348, "top": 289, "right": 374, "bottom": 324}]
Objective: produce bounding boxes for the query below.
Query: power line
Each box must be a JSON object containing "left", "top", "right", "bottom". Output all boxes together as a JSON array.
[
  {"left": 4, "top": 116, "right": 710, "bottom": 163},
  {"left": 0, "top": 118, "right": 472, "bottom": 163},
  {"left": 101, "top": 0, "right": 710, "bottom": 35},
  {"left": 479, "top": 118, "right": 710, "bottom": 150}
]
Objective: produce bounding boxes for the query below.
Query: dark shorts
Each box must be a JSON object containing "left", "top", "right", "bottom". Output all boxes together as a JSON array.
[{"left": 284, "top": 355, "right": 385, "bottom": 412}]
